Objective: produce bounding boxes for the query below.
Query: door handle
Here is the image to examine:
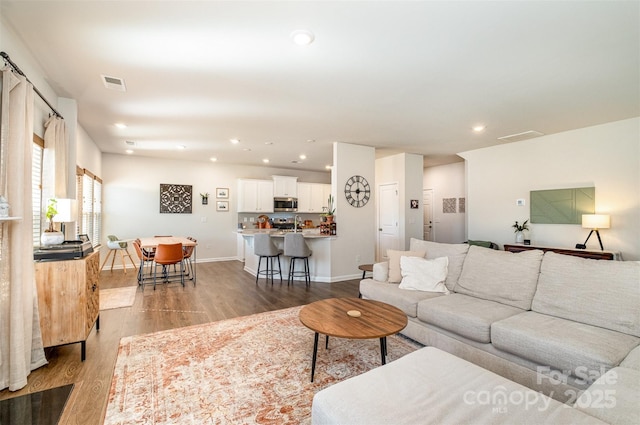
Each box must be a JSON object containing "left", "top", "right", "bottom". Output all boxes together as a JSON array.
[{"left": 378, "top": 228, "right": 382, "bottom": 231}]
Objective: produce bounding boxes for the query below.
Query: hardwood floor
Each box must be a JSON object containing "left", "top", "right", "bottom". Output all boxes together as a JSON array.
[{"left": 0, "top": 260, "right": 360, "bottom": 424}]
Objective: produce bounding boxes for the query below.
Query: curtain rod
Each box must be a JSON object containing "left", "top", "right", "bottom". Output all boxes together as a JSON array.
[{"left": 0, "top": 51, "right": 64, "bottom": 119}]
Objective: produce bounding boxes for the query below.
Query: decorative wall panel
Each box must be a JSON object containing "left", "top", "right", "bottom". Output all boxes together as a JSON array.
[
  {"left": 530, "top": 187, "right": 595, "bottom": 224},
  {"left": 160, "top": 184, "right": 193, "bottom": 214}
]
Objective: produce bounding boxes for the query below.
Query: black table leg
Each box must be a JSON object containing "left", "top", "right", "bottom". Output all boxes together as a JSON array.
[
  {"left": 311, "top": 332, "right": 319, "bottom": 382},
  {"left": 380, "top": 337, "right": 387, "bottom": 365}
]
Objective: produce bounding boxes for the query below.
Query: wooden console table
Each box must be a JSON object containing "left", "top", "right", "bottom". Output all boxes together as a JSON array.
[
  {"left": 35, "top": 250, "right": 100, "bottom": 361},
  {"left": 503, "top": 244, "right": 617, "bottom": 260}
]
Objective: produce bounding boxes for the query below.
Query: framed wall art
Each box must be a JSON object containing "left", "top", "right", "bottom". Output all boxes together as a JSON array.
[
  {"left": 160, "top": 183, "right": 193, "bottom": 214},
  {"left": 216, "top": 201, "right": 229, "bottom": 211},
  {"left": 216, "top": 188, "right": 229, "bottom": 199}
]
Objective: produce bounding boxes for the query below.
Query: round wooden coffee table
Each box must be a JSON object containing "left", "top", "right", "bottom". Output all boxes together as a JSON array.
[{"left": 299, "top": 297, "right": 408, "bottom": 382}]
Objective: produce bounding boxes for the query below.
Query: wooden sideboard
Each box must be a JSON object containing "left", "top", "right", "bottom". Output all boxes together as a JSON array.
[
  {"left": 503, "top": 244, "right": 616, "bottom": 260},
  {"left": 35, "top": 250, "right": 100, "bottom": 361}
]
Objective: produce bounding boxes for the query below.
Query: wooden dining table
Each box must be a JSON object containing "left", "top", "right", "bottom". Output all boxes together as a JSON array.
[{"left": 137, "top": 236, "right": 198, "bottom": 284}]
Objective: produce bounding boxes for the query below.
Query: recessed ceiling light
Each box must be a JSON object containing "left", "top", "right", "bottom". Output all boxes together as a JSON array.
[
  {"left": 230, "top": 138, "right": 240, "bottom": 144},
  {"left": 210, "top": 157, "right": 217, "bottom": 162},
  {"left": 125, "top": 149, "right": 134, "bottom": 154},
  {"left": 177, "top": 145, "right": 186, "bottom": 150},
  {"left": 291, "top": 30, "right": 315, "bottom": 46},
  {"left": 299, "top": 154, "right": 306, "bottom": 160},
  {"left": 115, "top": 123, "right": 127, "bottom": 129},
  {"left": 472, "top": 125, "right": 486, "bottom": 133},
  {"left": 262, "top": 158, "right": 270, "bottom": 164}
]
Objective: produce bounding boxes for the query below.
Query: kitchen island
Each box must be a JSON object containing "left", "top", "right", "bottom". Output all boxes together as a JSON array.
[{"left": 238, "top": 229, "right": 336, "bottom": 283}]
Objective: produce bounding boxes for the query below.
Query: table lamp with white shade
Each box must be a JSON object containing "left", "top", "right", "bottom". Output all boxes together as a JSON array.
[
  {"left": 575, "top": 214, "right": 610, "bottom": 251},
  {"left": 53, "top": 198, "right": 77, "bottom": 240}
]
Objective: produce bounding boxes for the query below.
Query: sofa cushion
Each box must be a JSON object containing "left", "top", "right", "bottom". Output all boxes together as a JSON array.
[
  {"left": 574, "top": 367, "right": 640, "bottom": 425},
  {"left": 492, "top": 311, "right": 640, "bottom": 382},
  {"left": 399, "top": 256, "right": 449, "bottom": 293},
  {"left": 409, "top": 238, "right": 469, "bottom": 291},
  {"left": 359, "top": 279, "right": 444, "bottom": 318},
  {"left": 416, "top": 294, "right": 525, "bottom": 343},
  {"left": 532, "top": 252, "right": 640, "bottom": 337},
  {"left": 387, "top": 249, "right": 425, "bottom": 283},
  {"left": 620, "top": 345, "right": 640, "bottom": 371},
  {"left": 312, "top": 347, "right": 606, "bottom": 425},
  {"left": 454, "top": 245, "right": 543, "bottom": 310}
]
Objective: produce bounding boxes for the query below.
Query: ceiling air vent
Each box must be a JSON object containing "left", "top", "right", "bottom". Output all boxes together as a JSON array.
[
  {"left": 125, "top": 140, "right": 135, "bottom": 146},
  {"left": 498, "top": 130, "right": 544, "bottom": 143},
  {"left": 101, "top": 74, "right": 126, "bottom": 92}
]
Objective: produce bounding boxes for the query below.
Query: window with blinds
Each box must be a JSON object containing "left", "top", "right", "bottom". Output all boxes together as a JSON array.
[
  {"left": 76, "top": 167, "right": 102, "bottom": 247},
  {"left": 32, "top": 135, "right": 44, "bottom": 246}
]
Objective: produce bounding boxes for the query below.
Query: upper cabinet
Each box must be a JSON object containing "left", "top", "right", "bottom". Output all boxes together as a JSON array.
[
  {"left": 238, "top": 179, "right": 274, "bottom": 213},
  {"left": 273, "top": 176, "right": 298, "bottom": 198},
  {"left": 297, "top": 183, "right": 331, "bottom": 213}
]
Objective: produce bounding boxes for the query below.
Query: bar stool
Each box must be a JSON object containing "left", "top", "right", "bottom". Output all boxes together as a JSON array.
[
  {"left": 254, "top": 233, "right": 283, "bottom": 285},
  {"left": 284, "top": 233, "right": 312, "bottom": 286}
]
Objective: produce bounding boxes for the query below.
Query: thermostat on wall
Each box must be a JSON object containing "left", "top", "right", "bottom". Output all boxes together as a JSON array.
[{"left": 516, "top": 199, "right": 526, "bottom": 206}]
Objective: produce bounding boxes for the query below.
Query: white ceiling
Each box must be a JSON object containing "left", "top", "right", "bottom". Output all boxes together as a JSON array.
[{"left": 2, "top": 1, "right": 638, "bottom": 171}]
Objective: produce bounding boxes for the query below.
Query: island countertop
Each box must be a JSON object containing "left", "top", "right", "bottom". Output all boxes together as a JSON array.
[{"left": 237, "top": 229, "right": 334, "bottom": 239}]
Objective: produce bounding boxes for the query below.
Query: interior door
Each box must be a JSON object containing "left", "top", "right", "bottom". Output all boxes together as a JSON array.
[
  {"left": 377, "top": 183, "right": 399, "bottom": 261},
  {"left": 423, "top": 189, "right": 434, "bottom": 241}
]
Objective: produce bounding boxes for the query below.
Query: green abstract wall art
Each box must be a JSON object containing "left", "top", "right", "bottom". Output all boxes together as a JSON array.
[{"left": 530, "top": 187, "right": 595, "bottom": 224}]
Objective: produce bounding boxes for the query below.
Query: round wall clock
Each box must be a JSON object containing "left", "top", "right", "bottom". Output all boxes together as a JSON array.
[{"left": 344, "top": 175, "right": 370, "bottom": 208}]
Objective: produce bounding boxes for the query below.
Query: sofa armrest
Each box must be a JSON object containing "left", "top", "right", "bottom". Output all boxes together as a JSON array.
[{"left": 372, "top": 261, "right": 389, "bottom": 282}]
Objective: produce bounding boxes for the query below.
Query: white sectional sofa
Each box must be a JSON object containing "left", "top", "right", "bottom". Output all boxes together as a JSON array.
[{"left": 313, "top": 239, "right": 640, "bottom": 424}]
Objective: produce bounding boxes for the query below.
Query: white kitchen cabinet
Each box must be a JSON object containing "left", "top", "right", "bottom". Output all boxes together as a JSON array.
[
  {"left": 238, "top": 179, "right": 274, "bottom": 212},
  {"left": 273, "top": 176, "right": 298, "bottom": 198},
  {"left": 297, "top": 183, "right": 331, "bottom": 213}
]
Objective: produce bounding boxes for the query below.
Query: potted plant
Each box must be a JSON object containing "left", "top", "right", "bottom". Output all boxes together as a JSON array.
[
  {"left": 41, "top": 198, "right": 64, "bottom": 246},
  {"left": 322, "top": 194, "right": 336, "bottom": 223},
  {"left": 512, "top": 219, "right": 529, "bottom": 244},
  {"left": 200, "top": 192, "right": 209, "bottom": 205}
]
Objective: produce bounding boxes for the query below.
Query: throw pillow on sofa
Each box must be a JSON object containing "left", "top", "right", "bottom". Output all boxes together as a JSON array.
[
  {"left": 409, "top": 238, "right": 469, "bottom": 291},
  {"left": 399, "top": 256, "right": 450, "bottom": 293},
  {"left": 387, "top": 249, "right": 426, "bottom": 283}
]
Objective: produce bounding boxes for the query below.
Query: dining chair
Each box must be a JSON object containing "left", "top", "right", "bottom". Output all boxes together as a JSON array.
[
  {"left": 132, "top": 239, "right": 154, "bottom": 287},
  {"left": 152, "top": 243, "right": 185, "bottom": 290},
  {"left": 183, "top": 237, "right": 197, "bottom": 283}
]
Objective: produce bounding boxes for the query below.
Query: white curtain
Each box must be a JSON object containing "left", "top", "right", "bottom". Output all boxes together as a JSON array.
[
  {"left": 0, "top": 67, "right": 47, "bottom": 391},
  {"left": 43, "top": 115, "right": 68, "bottom": 199}
]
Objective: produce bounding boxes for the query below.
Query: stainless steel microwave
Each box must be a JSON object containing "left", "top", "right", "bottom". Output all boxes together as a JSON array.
[{"left": 274, "top": 197, "right": 298, "bottom": 212}]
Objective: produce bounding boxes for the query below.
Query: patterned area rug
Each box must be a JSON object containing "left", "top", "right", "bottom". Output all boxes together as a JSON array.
[
  {"left": 105, "top": 306, "right": 421, "bottom": 424},
  {"left": 100, "top": 287, "right": 137, "bottom": 310}
]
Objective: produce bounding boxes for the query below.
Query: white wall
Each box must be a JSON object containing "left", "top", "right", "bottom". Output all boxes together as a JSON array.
[
  {"left": 423, "top": 162, "right": 466, "bottom": 243},
  {"left": 101, "top": 153, "right": 330, "bottom": 262},
  {"left": 330, "top": 142, "right": 376, "bottom": 280},
  {"left": 376, "top": 153, "right": 424, "bottom": 250},
  {"left": 460, "top": 117, "right": 640, "bottom": 260}
]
